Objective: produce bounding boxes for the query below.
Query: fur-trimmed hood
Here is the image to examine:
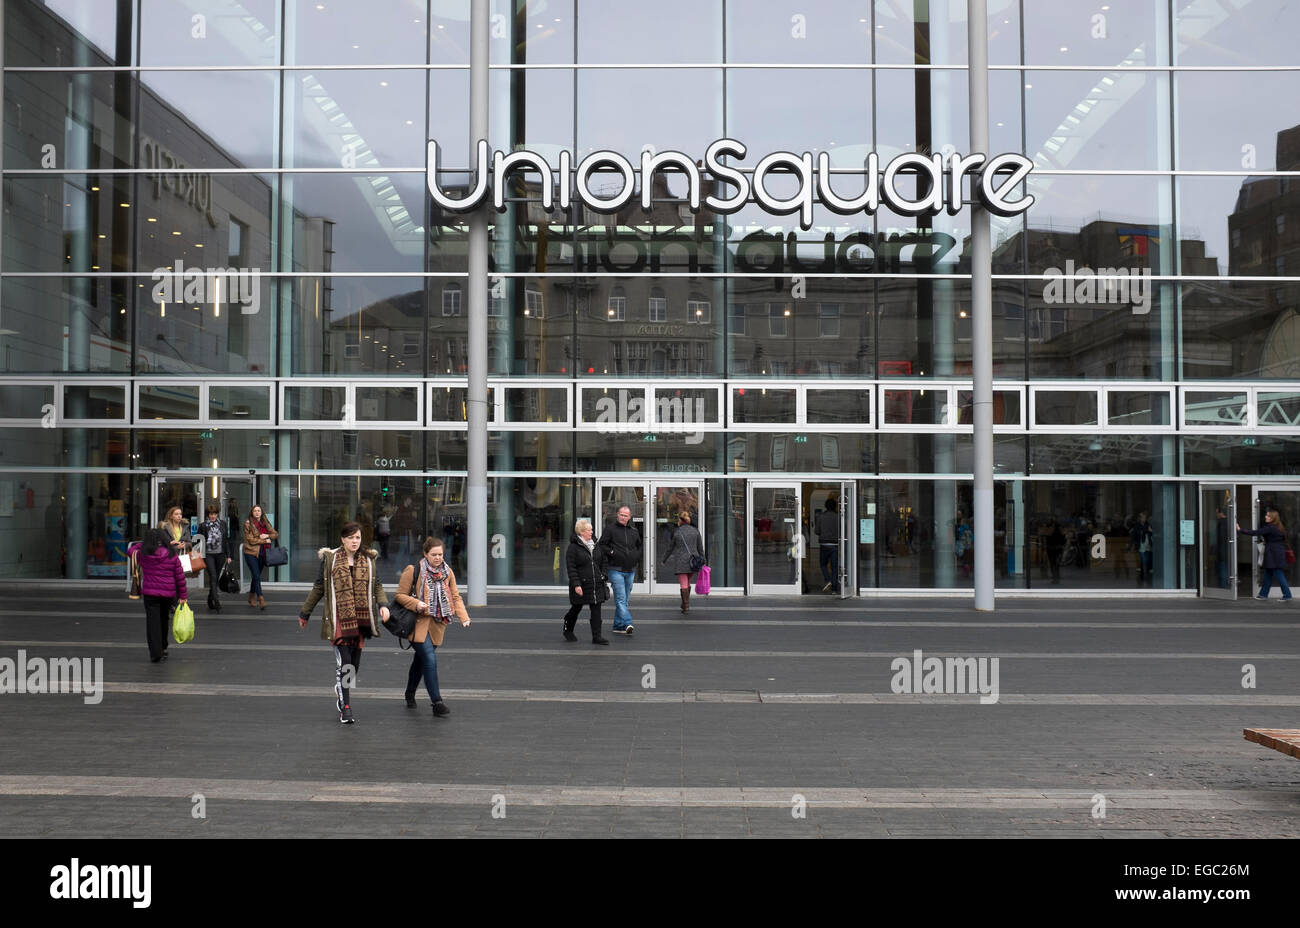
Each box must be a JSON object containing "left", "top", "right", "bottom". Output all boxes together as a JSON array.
[{"left": 317, "top": 546, "right": 380, "bottom": 559}]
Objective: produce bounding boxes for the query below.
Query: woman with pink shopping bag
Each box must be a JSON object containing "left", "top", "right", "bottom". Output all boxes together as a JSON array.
[
  {"left": 694, "top": 563, "right": 711, "bottom": 596},
  {"left": 660, "top": 512, "right": 705, "bottom": 613}
]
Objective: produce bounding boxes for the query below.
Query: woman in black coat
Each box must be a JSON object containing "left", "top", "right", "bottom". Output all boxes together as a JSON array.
[
  {"left": 563, "top": 518, "right": 610, "bottom": 644},
  {"left": 1238, "top": 509, "right": 1294, "bottom": 601}
]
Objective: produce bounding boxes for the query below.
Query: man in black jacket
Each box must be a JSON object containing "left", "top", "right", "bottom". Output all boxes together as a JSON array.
[{"left": 599, "top": 505, "right": 642, "bottom": 635}]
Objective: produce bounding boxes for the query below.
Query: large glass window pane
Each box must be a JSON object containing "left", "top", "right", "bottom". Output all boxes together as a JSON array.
[
  {"left": 62, "top": 384, "right": 125, "bottom": 420},
  {"left": 137, "top": 269, "right": 273, "bottom": 375},
  {"left": 576, "top": 69, "right": 722, "bottom": 164},
  {"left": 652, "top": 387, "right": 719, "bottom": 427},
  {"left": 288, "top": 70, "right": 426, "bottom": 170},
  {"left": 138, "top": 71, "right": 278, "bottom": 170},
  {"left": 1180, "top": 280, "right": 1300, "bottom": 379},
  {"left": 1174, "top": 0, "right": 1300, "bottom": 66},
  {"left": 4, "top": 175, "right": 121, "bottom": 274},
  {"left": 575, "top": 431, "right": 718, "bottom": 473},
  {"left": 1107, "top": 391, "right": 1171, "bottom": 427},
  {"left": 1022, "top": 0, "right": 1166, "bottom": 67},
  {"left": 873, "top": 0, "right": 1021, "bottom": 66},
  {"left": 1024, "top": 70, "right": 1170, "bottom": 171},
  {"left": 1025, "top": 277, "right": 1170, "bottom": 380},
  {"left": 733, "top": 388, "right": 796, "bottom": 424},
  {"left": 1177, "top": 175, "right": 1298, "bottom": 279},
  {"left": 491, "top": 0, "right": 573, "bottom": 65},
  {"left": 876, "top": 69, "right": 1022, "bottom": 163},
  {"left": 1176, "top": 73, "right": 1300, "bottom": 172},
  {"left": 3, "top": 71, "right": 122, "bottom": 171},
  {"left": 138, "top": 383, "right": 200, "bottom": 420},
  {"left": 209, "top": 385, "right": 270, "bottom": 421},
  {"left": 1034, "top": 389, "right": 1098, "bottom": 426},
  {"left": 291, "top": 276, "right": 424, "bottom": 376},
  {"left": 284, "top": 174, "right": 425, "bottom": 273},
  {"left": 727, "top": 69, "right": 871, "bottom": 156},
  {"left": 2, "top": 277, "right": 130, "bottom": 374},
  {"left": 6, "top": 0, "right": 122, "bottom": 67},
  {"left": 1184, "top": 391, "right": 1248, "bottom": 427},
  {"left": 577, "top": 0, "right": 719, "bottom": 63},
  {"left": 140, "top": 0, "right": 278, "bottom": 66},
  {"left": 574, "top": 277, "right": 721, "bottom": 378},
  {"left": 356, "top": 386, "right": 420, "bottom": 423},
  {"left": 285, "top": 385, "right": 347, "bottom": 421},
  {"left": 286, "top": 0, "right": 430, "bottom": 65},
  {"left": 726, "top": 0, "right": 871, "bottom": 63},
  {"left": 882, "top": 388, "right": 947, "bottom": 425},
  {"left": 956, "top": 389, "right": 1022, "bottom": 426},
  {"left": 505, "top": 387, "right": 569, "bottom": 424},
  {"left": 1183, "top": 436, "right": 1300, "bottom": 475},
  {"left": 1029, "top": 434, "right": 1168, "bottom": 475},
  {"left": 730, "top": 278, "right": 876, "bottom": 379},
  {"left": 1259, "top": 392, "right": 1300, "bottom": 429},
  {"left": 0, "top": 384, "right": 53, "bottom": 420},
  {"left": 1025, "top": 175, "right": 1172, "bottom": 274},
  {"left": 873, "top": 279, "right": 1026, "bottom": 380}
]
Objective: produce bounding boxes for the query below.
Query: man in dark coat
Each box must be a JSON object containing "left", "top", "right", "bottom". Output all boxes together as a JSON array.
[{"left": 598, "top": 505, "right": 642, "bottom": 635}]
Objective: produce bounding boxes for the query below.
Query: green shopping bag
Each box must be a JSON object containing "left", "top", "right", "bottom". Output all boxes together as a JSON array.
[{"left": 172, "top": 601, "right": 195, "bottom": 645}]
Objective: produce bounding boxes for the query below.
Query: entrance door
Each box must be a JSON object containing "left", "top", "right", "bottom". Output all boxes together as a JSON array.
[
  {"left": 150, "top": 476, "right": 203, "bottom": 542},
  {"left": 1247, "top": 485, "right": 1300, "bottom": 599},
  {"left": 1199, "top": 484, "right": 1236, "bottom": 600},
  {"left": 748, "top": 481, "right": 801, "bottom": 594},
  {"left": 596, "top": 482, "right": 648, "bottom": 592},
  {"left": 217, "top": 477, "right": 255, "bottom": 589},
  {"left": 595, "top": 480, "right": 705, "bottom": 595},
  {"left": 838, "top": 480, "right": 856, "bottom": 598}
]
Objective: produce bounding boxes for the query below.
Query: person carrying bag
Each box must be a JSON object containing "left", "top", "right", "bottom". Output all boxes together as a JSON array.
[{"left": 393, "top": 537, "right": 470, "bottom": 718}]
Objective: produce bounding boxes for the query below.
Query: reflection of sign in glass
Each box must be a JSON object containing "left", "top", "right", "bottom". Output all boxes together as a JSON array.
[
  {"left": 770, "top": 437, "right": 787, "bottom": 471},
  {"left": 821, "top": 436, "right": 840, "bottom": 470},
  {"left": 860, "top": 518, "right": 874, "bottom": 544},
  {"left": 1180, "top": 520, "right": 1195, "bottom": 545}
]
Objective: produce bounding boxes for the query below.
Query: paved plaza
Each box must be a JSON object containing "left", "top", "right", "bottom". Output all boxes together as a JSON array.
[{"left": 2, "top": 588, "right": 1299, "bottom": 838}]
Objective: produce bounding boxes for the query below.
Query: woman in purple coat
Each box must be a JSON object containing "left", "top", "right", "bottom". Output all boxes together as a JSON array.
[
  {"left": 128, "top": 527, "right": 189, "bottom": 661},
  {"left": 1238, "top": 510, "right": 1293, "bottom": 602}
]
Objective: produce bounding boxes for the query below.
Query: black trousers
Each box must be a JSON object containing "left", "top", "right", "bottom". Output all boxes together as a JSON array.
[
  {"left": 333, "top": 640, "right": 363, "bottom": 708},
  {"left": 563, "top": 601, "right": 603, "bottom": 637},
  {"left": 143, "top": 595, "right": 175, "bottom": 661},
  {"left": 204, "top": 554, "right": 227, "bottom": 605}
]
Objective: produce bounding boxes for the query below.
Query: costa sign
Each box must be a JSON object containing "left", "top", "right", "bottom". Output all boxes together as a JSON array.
[{"left": 427, "top": 139, "right": 1034, "bottom": 230}]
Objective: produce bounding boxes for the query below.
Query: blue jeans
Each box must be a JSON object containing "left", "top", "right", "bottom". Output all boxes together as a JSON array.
[
  {"left": 1259, "top": 568, "right": 1293, "bottom": 600},
  {"left": 608, "top": 569, "right": 635, "bottom": 628},
  {"left": 243, "top": 551, "right": 264, "bottom": 595},
  {"left": 819, "top": 544, "right": 840, "bottom": 592},
  {"left": 407, "top": 636, "right": 441, "bottom": 702}
]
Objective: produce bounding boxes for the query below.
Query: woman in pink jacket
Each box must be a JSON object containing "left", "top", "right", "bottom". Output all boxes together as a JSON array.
[{"left": 128, "top": 527, "right": 188, "bottom": 662}]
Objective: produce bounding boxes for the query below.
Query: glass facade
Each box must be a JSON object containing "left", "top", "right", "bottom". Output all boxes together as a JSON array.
[{"left": 2, "top": 0, "right": 1297, "bottom": 596}]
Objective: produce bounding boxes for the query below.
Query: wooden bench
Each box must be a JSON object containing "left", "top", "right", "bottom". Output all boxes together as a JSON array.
[{"left": 1244, "top": 728, "right": 1300, "bottom": 759}]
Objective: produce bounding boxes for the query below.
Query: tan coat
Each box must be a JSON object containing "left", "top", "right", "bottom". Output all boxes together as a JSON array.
[
  {"left": 242, "top": 517, "right": 278, "bottom": 556},
  {"left": 394, "top": 561, "right": 469, "bottom": 645}
]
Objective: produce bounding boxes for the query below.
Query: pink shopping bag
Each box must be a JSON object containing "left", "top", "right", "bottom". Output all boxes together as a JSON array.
[{"left": 694, "top": 564, "right": 711, "bottom": 595}]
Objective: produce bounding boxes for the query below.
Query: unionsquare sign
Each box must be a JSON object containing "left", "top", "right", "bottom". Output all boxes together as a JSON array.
[{"left": 427, "top": 139, "right": 1034, "bottom": 229}]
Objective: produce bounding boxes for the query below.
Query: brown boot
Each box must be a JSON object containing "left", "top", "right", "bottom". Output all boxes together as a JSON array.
[
  {"left": 680, "top": 588, "right": 690, "bottom": 613},
  {"left": 248, "top": 592, "right": 256, "bottom": 607},
  {"left": 257, "top": 595, "right": 266, "bottom": 610}
]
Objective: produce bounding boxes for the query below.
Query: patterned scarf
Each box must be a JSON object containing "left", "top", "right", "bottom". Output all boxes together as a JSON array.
[
  {"left": 419, "top": 559, "right": 453, "bottom": 623},
  {"left": 331, "top": 550, "right": 371, "bottom": 639}
]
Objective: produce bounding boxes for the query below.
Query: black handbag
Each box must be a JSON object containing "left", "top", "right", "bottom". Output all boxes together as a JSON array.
[
  {"left": 264, "top": 545, "right": 289, "bottom": 567},
  {"left": 381, "top": 563, "right": 421, "bottom": 649},
  {"left": 688, "top": 553, "right": 707, "bottom": 573},
  {"left": 217, "top": 561, "right": 240, "bottom": 594}
]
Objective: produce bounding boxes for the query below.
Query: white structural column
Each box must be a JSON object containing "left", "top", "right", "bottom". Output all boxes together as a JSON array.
[
  {"left": 968, "top": 0, "right": 995, "bottom": 611},
  {"left": 466, "top": 0, "right": 490, "bottom": 606}
]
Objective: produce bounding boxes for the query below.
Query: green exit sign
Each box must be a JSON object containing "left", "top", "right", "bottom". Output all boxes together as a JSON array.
[
  {"left": 642, "top": 434, "right": 658, "bottom": 442},
  {"left": 1243, "top": 437, "right": 1258, "bottom": 446},
  {"left": 793, "top": 435, "right": 808, "bottom": 443},
  {"left": 200, "top": 430, "right": 216, "bottom": 439}
]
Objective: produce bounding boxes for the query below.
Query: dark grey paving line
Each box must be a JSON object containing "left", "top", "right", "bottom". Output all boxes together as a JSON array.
[
  {"left": 2, "top": 775, "right": 1296, "bottom": 812},
  {"left": 4, "top": 611, "right": 1289, "bottom": 631},
  {"left": 86, "top": 681, "right": 1300, "bottom": 706},
  {"left": 3, "top": 639, "right": 1299, "bottom": 659}
]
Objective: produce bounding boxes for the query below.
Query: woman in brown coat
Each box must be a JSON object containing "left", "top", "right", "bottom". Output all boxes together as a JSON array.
[
  {"left": 394, "top": 536, "right": 471, "bottom": 717},
  {"left": 242, "top": 503, "right": 278, "bottom": 609}
]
